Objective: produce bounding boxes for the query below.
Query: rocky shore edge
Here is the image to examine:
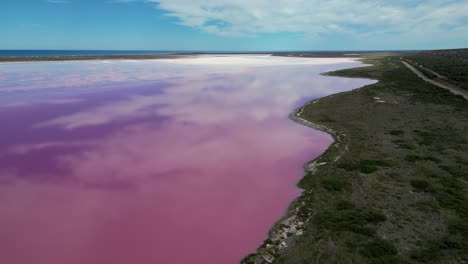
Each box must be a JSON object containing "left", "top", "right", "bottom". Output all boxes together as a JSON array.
[{"left": 241, "top": 99, "right": 349, "bottom": 264}]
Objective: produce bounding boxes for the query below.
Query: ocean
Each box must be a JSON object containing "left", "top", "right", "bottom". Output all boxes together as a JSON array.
[
  {"left": 0, "top": 50, "right": 399, "bottom": 58},
  {"left": 0, "top": 50, "right": 184, "bottom": 57}
]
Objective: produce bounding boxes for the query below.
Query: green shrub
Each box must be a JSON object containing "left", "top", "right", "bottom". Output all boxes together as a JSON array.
[
  {"left": 389, "top": 130, "right": 404, "bottom": 136},
  {"left": 321, "top": 178, "right": 347, "bottom": 191},
  {"left": 360, "top": 160, "right": 391, "bottom": 174},
  {"left": 410, "top": 180, "right": 433, "bottom": 192},
  {"left": 436, "top": 191, "right": 467, "bottom": 216},
  {"left": 393, "top": 140, "right": 416, "bottom": 150},
  {"left": 361, "top": 239, "right": 398, "bottom": 258},
  {"left": 440, "top": 237, "right": 468, "bottom": 251},
  {"left": 412, "top": 200, "right": 440, "bottom": 212},
  {"left": 448, "top": 220, "right": 468, "bottom": 237},
  {"left": 423, "top": 156, "right": 441, "bottom": 163},
  {"left": 439, "top": 165, "right": 464, "bottom": 178},
  {"left": 405, "top": 155, "right": 421, "bottom": 162},
  {"left": 315, "top": 210, "right": 386, "bottom": 236},
  {"left": 366, "top": 211, "right": 387, "bottom": 223},
  {"left": 369, "top": 256, "right": 410, "bottom": 264},
  {"left": 319, "top": 116, "right": 336, "bottom": 122},
  {"left": 414, "top": 131, "right": 437, "bottom": 145},
  {"left": 360, "top": 164, "right": 378, "bottom": 174},
  {"left": 410, "top": 234, "right": 468, "bottom": 263},
  {"left": 336, "top": 200, "right": 356, "bottom": 210},
  {"left": 434, "top": 177, "right": 468, "bottom": 218},
  {"left": 400, "top": 143, "right": 416, "bottom": 150},
  {"left": 405, "top": 155, "right": 441, "bottom": 163},
  {"left": 348, "top": 225, "right": 376, "bottom": 236},
  {"left": 338, "top": 160, "right": 359, "bottom": 171}
]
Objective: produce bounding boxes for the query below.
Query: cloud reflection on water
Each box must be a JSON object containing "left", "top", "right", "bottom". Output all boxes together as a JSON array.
[{"left": 0, "top": 56, "right": 375, "bottom": 264}]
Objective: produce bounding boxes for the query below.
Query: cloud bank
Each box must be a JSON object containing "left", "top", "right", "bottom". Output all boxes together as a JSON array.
[{"left": 147, "top": 0, "right": 468, "bottom": 44}]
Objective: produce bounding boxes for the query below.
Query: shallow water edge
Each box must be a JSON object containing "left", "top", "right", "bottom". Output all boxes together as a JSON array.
[{"left": 242, "top": 61, "right": 377, "bottom": 264}]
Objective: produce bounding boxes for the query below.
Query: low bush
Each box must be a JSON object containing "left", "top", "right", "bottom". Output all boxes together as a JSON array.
[
  {"left": 366, "top": 211, "right": 387, "bottom": 223},
  {"left": 410, "top": 180, "right": 433, "bottom": 192},
  {"left": 360, "top": 160, "right": 391, "bottom": 174},
  {"left": 321, "top": 178, "right": 347, "bottom": 191},
  {"left": 404, "top": 155, "right": 441, "bottom": 163},
  {"left": 315, "top": 210, "right": 386, "bottom": 236},
  {"left": 361, "top": 239, "right": 398, "bottom": 258},
  {"left": 336, "top": 200, "right": 356, "bottom": 210},
  {"left": 389, "top": 130, "right": 404, "bottom": 136},
  {"left": 368, "top": 256, "right": 410, "bottom": 264}
]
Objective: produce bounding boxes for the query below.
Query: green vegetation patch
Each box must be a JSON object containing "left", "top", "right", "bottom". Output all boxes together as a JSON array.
[
  {"left": 404, "top": 155, "right": 441, "bottom": 163},
  {"left": 321, "top": 177, "right": 347, "bottom": 191},
  {"left": 315, "top": 210, "right": 387, "bottom": 236},
  {"left": 243, "top": 52, "right": 468, "bottom": 264},
  {"left": 410, "top": 179, "right": 434, "bottom": 193},
  {"left": 360, "top": 160, "right": 392, "bottom": 174},
  {"left": 361, "top": 239, "right": 398, "bottom": 258},
  {"left": 389, "top": 130, "right": 405, "bottom": 136},
  {"left": 407, "top": 49, "right": 468, "bottom": 91},
  {"left": 336, "top": 200, "right": 356, "bottom": 211}
]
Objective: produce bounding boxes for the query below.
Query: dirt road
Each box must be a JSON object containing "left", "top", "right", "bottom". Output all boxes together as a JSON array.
[{"left": 402, "top": 61, "right": 468, "bottom": 100}]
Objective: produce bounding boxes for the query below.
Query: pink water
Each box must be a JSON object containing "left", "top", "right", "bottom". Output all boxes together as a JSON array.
[{"left": 0, "top": 56, "right": 373, "bottom": 264}]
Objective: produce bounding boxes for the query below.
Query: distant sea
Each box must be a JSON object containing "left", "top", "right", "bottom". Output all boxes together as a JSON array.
[
  {"left": 0, "top": 49, "right": 413, "bottom": 58},
  {"left": 0, "top": 50, "right": 187, "bottom": 57},
  {"left": 0, "top": 50, "right": 289, "bottom": 57}
]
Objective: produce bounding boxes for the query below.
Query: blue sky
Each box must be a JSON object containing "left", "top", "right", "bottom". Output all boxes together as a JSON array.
[{"left": 1, "top": 0, "right": 468, "bottom": 51}]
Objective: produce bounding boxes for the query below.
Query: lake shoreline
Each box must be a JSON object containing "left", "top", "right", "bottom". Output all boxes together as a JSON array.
[
  {"left": 243, "top": 52, "right": 468, "bottom": 263},
  {"left": 241, "top": 58, "right": 377, "bottom": 264},
  {"left": 0, "top": 51, "right": 397, "bottom": 63},
  {"left": 0, "top": 55, "right": 373, "bottom": 264}
]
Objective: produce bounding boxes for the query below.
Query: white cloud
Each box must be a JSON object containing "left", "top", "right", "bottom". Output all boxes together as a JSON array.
[{"left": 146, "top": 0, "right": 468, "bottom": 39}]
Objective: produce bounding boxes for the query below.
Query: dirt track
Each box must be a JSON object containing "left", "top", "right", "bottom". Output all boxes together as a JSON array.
[{"left": 402, "top": 61, "right": 468, "bottom": 100}]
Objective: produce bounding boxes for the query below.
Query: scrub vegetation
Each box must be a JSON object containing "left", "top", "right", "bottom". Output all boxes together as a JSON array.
[
  {"left": 243, "top": 52, "right": 468, "bottom": 263},
  {"left": 406, "top": 49, "right": 468, "bottom": 91}
]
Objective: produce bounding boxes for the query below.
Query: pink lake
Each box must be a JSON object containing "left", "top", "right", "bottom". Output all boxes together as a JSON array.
[{"left": 0, "top": 56, "right": 373, "bottom": 264}]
